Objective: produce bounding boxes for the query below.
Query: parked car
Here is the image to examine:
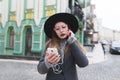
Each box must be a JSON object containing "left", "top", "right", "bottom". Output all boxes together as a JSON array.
[{"left": 110, "top": 40, "right": 120, "bottom": 54}]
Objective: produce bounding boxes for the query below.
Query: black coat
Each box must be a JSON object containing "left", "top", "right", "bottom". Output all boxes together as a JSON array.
[{"left": 37, "top": 42, "right": 89, "bottom": 80}]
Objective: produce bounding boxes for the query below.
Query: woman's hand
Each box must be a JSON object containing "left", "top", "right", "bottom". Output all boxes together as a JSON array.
[
  {"left": 45, "top": 51, "right": 60, "bottom": 64},
  {"left": 67, "top": 30, "right": 75, "bottom": 39}
]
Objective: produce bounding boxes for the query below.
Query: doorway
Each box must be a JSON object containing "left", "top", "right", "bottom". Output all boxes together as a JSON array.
[{"left": 25, "top": 28, "right": 32, "bottom": 56}]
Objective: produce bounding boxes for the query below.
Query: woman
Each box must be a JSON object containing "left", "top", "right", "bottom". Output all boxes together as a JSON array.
[{"left": 37, "top": 13, "right": 89, "bottom": 80}]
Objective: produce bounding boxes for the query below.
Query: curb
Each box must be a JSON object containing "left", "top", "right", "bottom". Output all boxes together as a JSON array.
[{"left": 0, "top": 54, "right": 40, "bottom": 61}]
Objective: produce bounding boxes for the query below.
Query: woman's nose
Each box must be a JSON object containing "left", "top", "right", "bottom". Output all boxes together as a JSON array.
[{"left": 59, "top": 28, "right": 63, "bottom": 31}]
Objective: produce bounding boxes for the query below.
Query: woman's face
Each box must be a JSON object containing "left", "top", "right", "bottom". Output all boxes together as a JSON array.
[{"left": 54, "top": 22, "right": 69, "bottom": 39}]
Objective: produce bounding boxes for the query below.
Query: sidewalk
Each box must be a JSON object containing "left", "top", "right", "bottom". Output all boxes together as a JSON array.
[
  {"left": 86, "top": 43, "right": 106, "bottom": 64},
  {"left": 0, "top": 43, "right": 105, "bottom": 65}
]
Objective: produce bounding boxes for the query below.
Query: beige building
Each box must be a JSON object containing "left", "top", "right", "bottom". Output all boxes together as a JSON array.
[{"left": 93, "top": 18, "right": 120, "bottom": 41}]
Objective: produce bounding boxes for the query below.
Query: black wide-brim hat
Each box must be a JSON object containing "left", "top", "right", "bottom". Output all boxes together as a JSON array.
[{"left": 44, "top": 13, "right": 79, "bottom": 38}]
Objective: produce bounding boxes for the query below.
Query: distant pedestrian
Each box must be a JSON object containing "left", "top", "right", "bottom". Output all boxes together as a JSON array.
[
  {"left": 100, "top": 40, "right": 107, "bottom": 54},
  {"left": 101, "top": 43, "right": 106, "bottom": 54},
  {"left": 37, "top": 13, "right": 89, "bottom": 80}
]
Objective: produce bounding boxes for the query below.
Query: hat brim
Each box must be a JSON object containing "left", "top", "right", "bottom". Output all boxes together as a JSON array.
[{"left": 44, "top": 13, "right": 79, "bottom": 38}]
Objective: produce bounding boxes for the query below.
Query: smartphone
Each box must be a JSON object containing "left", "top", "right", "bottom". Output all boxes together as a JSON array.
[{"left": 47, "top": 48, "right": 58, "bottom": 54}]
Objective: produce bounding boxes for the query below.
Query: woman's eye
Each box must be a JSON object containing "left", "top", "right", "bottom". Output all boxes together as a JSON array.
[
  {"left": 55, "top": 28, "right": 59, "bottom": 30},
  {"left": 62, "top": 26, "right": 66, "bottom": 28}
]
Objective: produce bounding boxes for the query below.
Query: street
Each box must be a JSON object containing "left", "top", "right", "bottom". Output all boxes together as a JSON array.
[
  {"left": 77, "top": 52, "right": 120, "bottom": 80},
  {"left": 0, "top": 52, "right": 120, "bottom": 80}
]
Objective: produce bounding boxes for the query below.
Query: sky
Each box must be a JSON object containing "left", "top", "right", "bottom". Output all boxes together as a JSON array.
[{"left": 91, "top": 0, "right": 120, "bottom": 31}]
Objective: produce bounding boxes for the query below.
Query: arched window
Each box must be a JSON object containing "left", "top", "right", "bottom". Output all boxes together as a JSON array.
[{"left": 7, "top": 27, "right": 14, "bottom": 48}]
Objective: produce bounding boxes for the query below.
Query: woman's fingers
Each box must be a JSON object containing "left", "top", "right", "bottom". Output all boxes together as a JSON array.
[
  {"left": 50, "top": 55, "right": 60, "bottom": 64},
  {"left": 46, "top": 52, "right": 60, "bottom": 64}
]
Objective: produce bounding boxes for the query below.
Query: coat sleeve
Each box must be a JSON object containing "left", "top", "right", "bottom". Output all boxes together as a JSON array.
[
  {"left": 70, "top": 42, "right": 89, "bottom": 67},
  {"left": 67, "top": 37, "right": 89, "bottom": 67},
  {"left": 37, "top": 40, "right": 53, "bottom": 74},
  {"left": 37, "top": 53, "right": 49, "bottom": 74}
]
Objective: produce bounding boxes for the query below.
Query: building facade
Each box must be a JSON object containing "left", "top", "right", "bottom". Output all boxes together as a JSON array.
[{"left": 0, "top": 0, "right": 87, "bottom": 56}]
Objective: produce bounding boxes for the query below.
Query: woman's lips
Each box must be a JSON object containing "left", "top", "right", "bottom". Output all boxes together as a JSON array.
[{"left": 60, "top": 34, "right": 65, "bottom": 36}]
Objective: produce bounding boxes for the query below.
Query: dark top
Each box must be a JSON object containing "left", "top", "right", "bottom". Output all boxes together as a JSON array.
[{"left": 37, "top": 39, "right": 89, "bottom": 80}]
